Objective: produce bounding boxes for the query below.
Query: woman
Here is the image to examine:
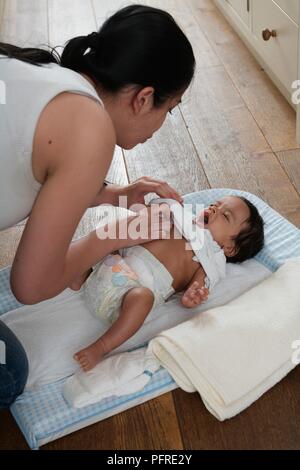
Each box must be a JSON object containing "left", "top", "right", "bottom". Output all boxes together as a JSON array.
[{"left": 0, "top": 4, "right": 195, "bottom": 408}]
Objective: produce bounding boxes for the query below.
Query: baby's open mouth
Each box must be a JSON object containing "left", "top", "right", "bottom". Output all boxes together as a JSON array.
[{"left": 204, "top": 210, "right": 209, "bottom": 225}]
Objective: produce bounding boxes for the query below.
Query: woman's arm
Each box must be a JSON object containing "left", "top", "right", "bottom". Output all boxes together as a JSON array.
[
  {"left": 10, "top": 94, "right": 126, "bottom": 304},
  {"left": 89, "top": 182, "right": 123, "bottom": 207},
  {"left": 89, "top": 176, "right": 183, "bottom": 209}
]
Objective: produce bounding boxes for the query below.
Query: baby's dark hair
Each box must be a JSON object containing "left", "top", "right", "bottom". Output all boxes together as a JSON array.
[{"left": 227, "top": 197, "right": 265, "bottom": 263}]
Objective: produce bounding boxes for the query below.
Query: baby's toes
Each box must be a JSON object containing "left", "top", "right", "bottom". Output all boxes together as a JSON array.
[
  {"left": 73, "top": 352, "right": 81, "bottom": 362},
  {"left": 74, "top": 350, "right": 87, "bottom": 365},
  {"left": 78, "top": 355, "right": 91, "bottom": 371},
  {"left": 81, "top": 361, "right": 91, "bottom": 372}
]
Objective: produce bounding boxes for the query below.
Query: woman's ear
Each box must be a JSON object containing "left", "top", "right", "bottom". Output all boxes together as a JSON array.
[{"left": 132, "top": 86, "right": 155, "bottom": 115}]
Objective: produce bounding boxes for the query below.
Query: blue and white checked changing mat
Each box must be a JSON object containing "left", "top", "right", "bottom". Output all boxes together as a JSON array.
[{"left": 1, "top": 189, "right": 300, "bottom": 449}]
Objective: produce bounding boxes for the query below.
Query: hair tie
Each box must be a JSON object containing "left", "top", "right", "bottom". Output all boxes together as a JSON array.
[{"left": 86, "top": 32, "right": 99, "bottom": 49}]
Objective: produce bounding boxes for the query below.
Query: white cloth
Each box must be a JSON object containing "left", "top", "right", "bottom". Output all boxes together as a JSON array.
[
  {"left": 1, "top": 259, "right": 270, "bottom": 390},
  {"left": 63, "top": 348, "right": 160, "bottom": 408},
  {"left": 149, "top": 258, "right": 300, "bottom": 420},
  {"left": 0, "top": 55, "right": 103, "bottom": 229},
  {"left": 149, "top": 198, "right": 226, "bottom": 289}
]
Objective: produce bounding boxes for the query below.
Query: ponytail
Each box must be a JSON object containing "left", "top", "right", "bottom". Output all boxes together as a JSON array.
[{"left": 0, "top": 41, "right": 59, "bottom": 66}]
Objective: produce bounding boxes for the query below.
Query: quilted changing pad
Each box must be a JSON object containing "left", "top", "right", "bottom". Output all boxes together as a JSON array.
[{"left": 1, "top": 189, "right": 300, "bottom": 449}]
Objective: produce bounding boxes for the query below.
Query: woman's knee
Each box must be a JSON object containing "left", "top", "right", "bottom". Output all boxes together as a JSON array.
[
  {"left": 0, "top": 322, "right": 29, "bottom": 409},
  {"left": 0, "top": 364, "right": 27, "bottom": 409}
]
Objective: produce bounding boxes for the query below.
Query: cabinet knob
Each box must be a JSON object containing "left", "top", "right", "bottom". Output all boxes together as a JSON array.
[{"left": 262, "top": 29, "right": 277, "bottom": 41}]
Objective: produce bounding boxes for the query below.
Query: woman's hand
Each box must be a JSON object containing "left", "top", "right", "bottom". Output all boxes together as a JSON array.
[
  {"left": 69, "top": 205, "right": 173, "bottom": 291},
  {"left": 119, "top": 176, "right": 183, "bottom": 209}
]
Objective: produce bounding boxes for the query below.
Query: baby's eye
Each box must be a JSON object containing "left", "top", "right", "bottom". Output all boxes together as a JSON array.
[{"left": 223, "top": 212, "right": 229, "bottom": 220}]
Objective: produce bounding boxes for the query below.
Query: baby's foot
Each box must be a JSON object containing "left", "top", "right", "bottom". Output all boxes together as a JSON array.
[
  {"left": 181, "top": 281, "right": 209, "bottom": 308},
  {"left": 69, "top": 268, "right": 93, "bottom": 291},
  {"left": 74, "top": 340, "right": 106, "bottom": 372}
]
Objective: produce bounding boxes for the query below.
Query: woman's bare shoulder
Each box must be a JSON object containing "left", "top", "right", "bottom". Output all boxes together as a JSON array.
[
  {"left": 32, "top": 91, "right": 116, "bottom": 182},
  {"left": 12, "top": 93, "right": 116, "bottom": 303}
]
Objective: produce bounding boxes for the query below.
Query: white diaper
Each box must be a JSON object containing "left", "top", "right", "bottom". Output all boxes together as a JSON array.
[{"left": 84, "top": 246, "right": 175, "bottom": 324}]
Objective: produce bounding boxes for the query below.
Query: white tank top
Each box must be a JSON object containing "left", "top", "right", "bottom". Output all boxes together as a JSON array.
[{"left": 0, "top": 55, "right": 104, "bottom": 230}]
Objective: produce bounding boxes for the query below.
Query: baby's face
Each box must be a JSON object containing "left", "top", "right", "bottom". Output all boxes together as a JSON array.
[{"left": 194, "top": 196, "right": 251, "bottom": 257}]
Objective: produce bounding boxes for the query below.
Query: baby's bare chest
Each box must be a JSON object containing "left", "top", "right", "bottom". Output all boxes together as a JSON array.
[{"left": 143, "top": 230, "right": 200, "bottom": 291}]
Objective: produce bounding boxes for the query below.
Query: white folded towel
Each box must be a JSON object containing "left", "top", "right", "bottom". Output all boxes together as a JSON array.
[
  {"left": 63, "top": 348, "right": 160, "bottom": 408},
  {"left": 149, "top": 258, "right": 300, "bottom": 420}
]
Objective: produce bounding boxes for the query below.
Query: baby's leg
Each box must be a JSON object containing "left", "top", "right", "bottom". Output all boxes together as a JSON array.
[{"left": 74, "top": 287, "right": 154, "bottom": 371}]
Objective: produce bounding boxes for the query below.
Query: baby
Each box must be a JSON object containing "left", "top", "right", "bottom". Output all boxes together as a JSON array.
[{"left": 74, "top": 195, "right": 264, "bottom": 371}]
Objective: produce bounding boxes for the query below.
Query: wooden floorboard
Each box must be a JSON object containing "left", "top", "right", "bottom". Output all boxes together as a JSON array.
[
  {"left": 0, "top": 226, "right": 24, "bottom": 269},
  {"left": 0, "top": 409, "right": 29, "bottom": 450},
  {"left": 141, "top": 0, "right": 221, "bottom": 70},
  {"left": 48, "top": 0, "right": 95, "bottom": 47},
  {"left": 1, "top": 0, "right": 300, "bottom": 451},
  {"left": 0, "top": 0, "right": 48, "bottom": 46},
  {"left": 0, "top": 0, "right": 5, "bottom": 27},
  {"left": 277, "top": 149, "right": 300, "bottom": 196},
  {"left": 0, "top": 392, "right": 183, "bottom": 450},
  {"left": 124, "top": 106, "right": 210, "bottom": 197},
  {"left": 44, "top": 394, "right": 183, "bottom": 451},
  {"left": 173, "top": 367, "right": 300, "bottom": 450},
  {"left": 188, "top": 0, "right": 300, "bottom": 153}
]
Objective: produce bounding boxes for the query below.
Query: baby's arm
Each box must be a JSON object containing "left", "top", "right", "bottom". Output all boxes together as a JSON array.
[{"left": 181, "top": 265, "right": 209, "bottom": 308}]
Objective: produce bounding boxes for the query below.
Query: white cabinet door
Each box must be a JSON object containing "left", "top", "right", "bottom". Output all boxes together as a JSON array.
[
  {"left": 273, "top": 0, "right": 299, "bottom": 25},
  {"left": 227, "top": 0, "right": 250, "bottom": 27},
  {"left": 252, "top": 0, "right": 298, "bottom": 91}
]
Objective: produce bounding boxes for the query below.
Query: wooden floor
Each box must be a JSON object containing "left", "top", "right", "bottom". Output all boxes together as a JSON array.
[{"left": 1, "top": 0, "right": 300, "bottom": 450}]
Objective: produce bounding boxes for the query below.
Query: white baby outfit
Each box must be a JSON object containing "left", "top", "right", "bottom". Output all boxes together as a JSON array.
[
  {"left": 84, "top": 199, "right": 227, "bottom": 324},
  {"left": 154, "top": 199, "right": 227, "bottom": 289}
]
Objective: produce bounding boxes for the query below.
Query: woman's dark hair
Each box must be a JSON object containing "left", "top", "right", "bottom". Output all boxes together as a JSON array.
[
  {"left": 227, "top": 197, "right": 265, "bottom": 264},
  {"left": 0, "top": 4, "right": 195, "bottom": 106}
]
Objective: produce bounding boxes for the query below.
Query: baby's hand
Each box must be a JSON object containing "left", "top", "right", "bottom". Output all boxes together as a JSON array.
[{"left": 181, "top": 281, "right": 209, "bottom": 308}]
